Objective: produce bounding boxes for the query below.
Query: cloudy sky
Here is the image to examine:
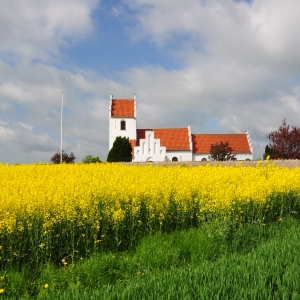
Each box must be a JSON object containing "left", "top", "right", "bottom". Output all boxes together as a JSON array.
[{"left": 0, "top": 0, "right": 299, "bottom": 163}]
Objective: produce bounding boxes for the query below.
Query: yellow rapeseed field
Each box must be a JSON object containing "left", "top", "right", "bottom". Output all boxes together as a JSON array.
[
  {"left": 0, "top": 162, "right": 300, "bottom": 233},
  {"left": 0, "top": 162, "right": 299, "bottom": 267}
]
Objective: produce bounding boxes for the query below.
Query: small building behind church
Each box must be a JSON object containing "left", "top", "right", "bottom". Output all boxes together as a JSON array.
[{"left": 109, "top": 95, "right": 253, "bottom": 162}]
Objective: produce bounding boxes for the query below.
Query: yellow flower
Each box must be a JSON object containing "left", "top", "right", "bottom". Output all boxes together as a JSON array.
[
  {"left": 44, "top": 284, "right": 49, "bottom": 289},
  {"left": 0, "top": 289, "right": 4, "bottom": 293}
]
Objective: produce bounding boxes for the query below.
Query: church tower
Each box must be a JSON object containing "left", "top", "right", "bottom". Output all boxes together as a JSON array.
[{"left": 109, "top": 94, "right": 137, "bottom": 150}]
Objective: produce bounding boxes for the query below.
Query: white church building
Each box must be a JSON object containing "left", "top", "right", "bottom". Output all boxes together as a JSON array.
[{"left": 109, "top": 95, "right": 253, "bottom": 162}]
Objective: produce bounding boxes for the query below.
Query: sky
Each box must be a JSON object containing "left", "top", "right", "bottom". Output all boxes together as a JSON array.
[{"left": 0, "top": 0, "right": 300, "bottom": 163}]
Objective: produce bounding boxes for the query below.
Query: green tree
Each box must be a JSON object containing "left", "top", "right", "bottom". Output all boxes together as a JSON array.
[
  {"left": 107, "top": 136, "right": 132, "bottom": 162},
  {"left": 82, "top": 155, "right": 101, "bottom": 164},
  {"left": 209, "top": 141, "right": 236, "bottom": 161},
  {"left": 263, "top": 145, "right": 275, "bottom": 160}
]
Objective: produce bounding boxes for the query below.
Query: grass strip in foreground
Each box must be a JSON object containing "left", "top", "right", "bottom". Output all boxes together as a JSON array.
[{"left": 1, "top": 217, "right": 299, "bottom": 299}]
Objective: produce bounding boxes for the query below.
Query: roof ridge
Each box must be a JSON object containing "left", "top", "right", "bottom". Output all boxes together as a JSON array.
[
  {"left": 112, "top": 99, "right": 134, "bottom": 101},
  {"left": 191, "top": 133, "right": 246, "bottom": 136},
  {"left": 138, "top": 127, "right": 188, "bottom": 130}
]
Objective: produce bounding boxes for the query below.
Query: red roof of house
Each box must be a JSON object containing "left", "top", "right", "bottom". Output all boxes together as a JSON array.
[
  {"left": 192, "top": 134, "right": 251, "bottom": 154},
  {"left": 137, "top": 128, "right": 190, "bottom": 151},
  {"left": 111, "top": 100, "right": 135, "bottom": 118}
]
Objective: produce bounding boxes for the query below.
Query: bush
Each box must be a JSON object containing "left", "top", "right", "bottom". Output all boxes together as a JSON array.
[
  {"left": 209, "top": 141, "right": 236, "bottom": 161},
  {"left": 107, "top": 136, "right": 132, "bottom": 162},
  {"left": 266, "top": 119, "right": 300, "bottom": 159},
  {"left": 263, "top": 145, "right": 275, "bottom": 160},
  {"left": 50, "top": 151, "right": 76, "bottom": 164},
  {"left": 82, "top": 155, "right": 101, "bottom": 164}
]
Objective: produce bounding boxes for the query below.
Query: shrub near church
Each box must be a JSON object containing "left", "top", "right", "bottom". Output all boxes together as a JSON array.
[{"left": 107, "top": 136, "right": 133, "bottom": 162}]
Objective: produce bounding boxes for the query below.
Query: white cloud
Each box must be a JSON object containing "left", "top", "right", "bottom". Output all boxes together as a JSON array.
[
  {"left": 127, "top": 0, "right": 300, "bottom": 68},
  {"left": 116, "top": 0, "right": 300, "bottom": 159},
  {"left": 0, "top": 59, "right": 116, "bottom": 163},
  {"left": 1, "top": 0, "right": 300, "bottom": 163},
  {"left": 0, "top": 0, "right": 99, "bottom": 62}
]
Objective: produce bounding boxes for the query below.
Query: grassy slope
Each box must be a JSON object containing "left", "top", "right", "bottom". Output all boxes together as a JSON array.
[{"left": 2, "top": 218, "right": 300, "bottom": 299}]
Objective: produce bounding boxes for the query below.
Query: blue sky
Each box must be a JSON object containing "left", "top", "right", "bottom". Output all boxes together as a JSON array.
[
  {"left": 68, "top": 5, "right": 177, "bottom": 71},
  {"left": 0, "top": 0, "right": 300, "bottom": 163}
]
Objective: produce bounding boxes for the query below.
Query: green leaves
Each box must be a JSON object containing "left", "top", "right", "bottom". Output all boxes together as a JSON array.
[
  {"left": 82, "top": 155, "right": 101, "bottom": 164},
  {"left": 107, "top": 136, "right": 132, "bottom": 162}
]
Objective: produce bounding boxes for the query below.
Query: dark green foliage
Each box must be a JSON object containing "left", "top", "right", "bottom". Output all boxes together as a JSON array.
[
  {"left": 82, "top": 155, "right": 101, "bottom": 164},
  {"left": 263, "top": 145, "right": 275, "bottom": 160},
  {"left": 107, "top": 136, "right": 132, "bottom": 162},
  {"left": 50, "top": 150, "right": 76, "bottom": 164},
  {"left": 209, "top": 141, "right": 236, "bottom": 161}
]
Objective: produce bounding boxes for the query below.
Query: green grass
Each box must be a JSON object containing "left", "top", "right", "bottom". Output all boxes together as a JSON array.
[{"left": 1, "top": 217, "right": 300, "bottom": 299}]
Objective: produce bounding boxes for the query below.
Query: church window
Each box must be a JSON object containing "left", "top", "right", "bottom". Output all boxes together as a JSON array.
[
  {"left": 172, "top": 157, "right": 178, "bottom": 162},
  {"left": 121, "top": 120, "right": 126, "bottom": 130}
]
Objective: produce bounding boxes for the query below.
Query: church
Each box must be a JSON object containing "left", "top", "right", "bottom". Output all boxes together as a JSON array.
[{"left": 109, "top": 95, "right": 253, "bottom": 162}]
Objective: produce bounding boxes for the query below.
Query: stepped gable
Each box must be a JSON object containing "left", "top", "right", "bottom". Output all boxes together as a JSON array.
[
  {"left": 192, "top": 134, "right": 251, "bottom": 154},
  {"left": 111, "top": 99, "right": 135, "bottom": 118},
  {"left": 137, "top": 128, "right": 190, "bottom": 151}
]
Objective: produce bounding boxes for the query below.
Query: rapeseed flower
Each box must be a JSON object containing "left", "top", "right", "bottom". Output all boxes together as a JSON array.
[{"left": 0, "top": 163, "right": 299, "bottom": 268}]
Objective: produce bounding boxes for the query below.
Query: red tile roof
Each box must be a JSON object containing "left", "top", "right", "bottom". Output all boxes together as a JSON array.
[
  {"left": 111, "top": 100, "right": 135, "bottom": 118},
  {"left": 192, "top": 134, "right": 251, "bottom": 154},
  {"left": 137, "top": 128, "right": 190, "bottom": 151}
]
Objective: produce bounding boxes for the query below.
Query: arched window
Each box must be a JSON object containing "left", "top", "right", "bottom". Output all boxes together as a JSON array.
[
  {"left": 172, "top": 157, "right": 178, "bottom": 162},
  {"left": 121, "top": 120, "right": 126, "bottom": 130},
  {"left": 201, "top": 158, "right": 207, "bottom": 162}
]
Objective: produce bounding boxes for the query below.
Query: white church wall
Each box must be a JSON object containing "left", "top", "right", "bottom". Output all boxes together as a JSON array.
[
  {"left": 192, "top": 154, "right": 210, "bottom": 162},
  {"left": 108, "top": 95, "right": 137, "bottom": 150},
  {"left": 193, "top": 153, "right": 253, "bottom": 161},
  {"left": 165, "top": 151, "right": 193, "bottom": 162},
  {"left": 109, "top": 118, "right": 136, "bottom": 150},
  {"left": 235, "top": 153, "right": 253, "bottom": 160}
]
